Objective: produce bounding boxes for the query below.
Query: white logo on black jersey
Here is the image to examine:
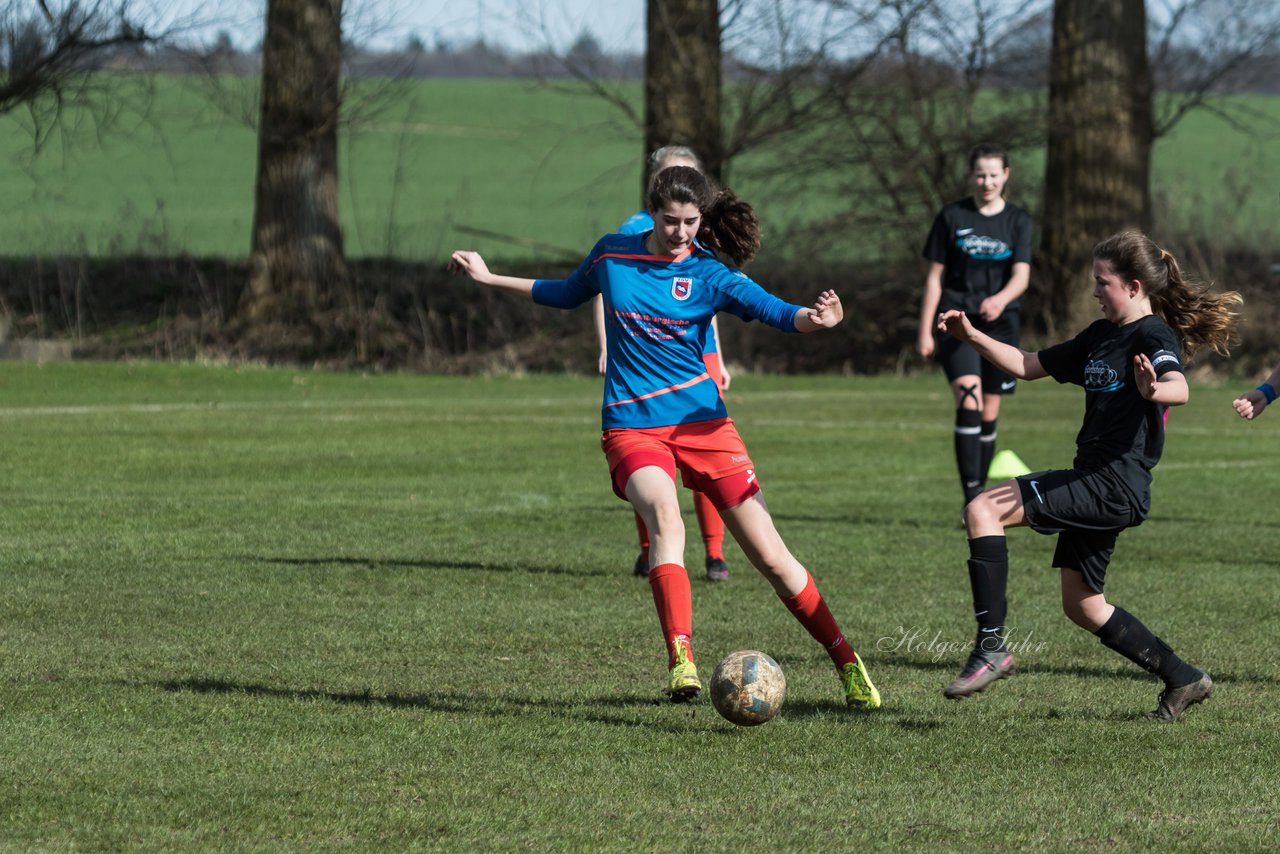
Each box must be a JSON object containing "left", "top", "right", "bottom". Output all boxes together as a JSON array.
[
  {"left": 957, "top": 234, "right": 1012, "bottom": 260},
  {"left": 1084, "top": 360, "right": 1122, "bottom": 392}
]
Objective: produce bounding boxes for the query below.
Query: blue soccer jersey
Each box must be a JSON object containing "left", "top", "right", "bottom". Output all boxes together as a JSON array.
[
  {"left": 616, "top": 210, "right": 721, "bottom": 357},
  {"left": 532, "top": 232, "right": 802, "bottom": 430}
]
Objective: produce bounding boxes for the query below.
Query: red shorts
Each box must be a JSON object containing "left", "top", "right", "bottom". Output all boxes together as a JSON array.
[{"left": 601, "top": 418, "right": 760, "bottom": 511}]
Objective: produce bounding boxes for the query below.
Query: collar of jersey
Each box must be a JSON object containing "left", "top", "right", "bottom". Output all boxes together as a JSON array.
[{"left": 635, "top": 236, "right": 709, "bottom": 265}]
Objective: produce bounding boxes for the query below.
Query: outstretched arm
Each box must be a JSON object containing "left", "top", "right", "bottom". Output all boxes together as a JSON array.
[
  {"left": 450, "top": 250, "right": 537, "bottom": 299},
  {"left": 1234, "top": 362, "right": 1280, "bottom": 420},
  {"left": 793, "top": 290, "right": 843, "bottom": 332},
  {"left": 937, "top": 310, "right": 1047, "bottom": 380}
]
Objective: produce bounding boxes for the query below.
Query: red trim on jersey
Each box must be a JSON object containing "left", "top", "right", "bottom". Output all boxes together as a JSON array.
[
  {"left": 604, "top": 373, "right": 711, "bottom": 409},
  {"left": 586, "top": 247, "right": 694, "bottom": 276}
]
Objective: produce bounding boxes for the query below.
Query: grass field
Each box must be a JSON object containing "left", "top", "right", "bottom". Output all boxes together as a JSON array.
[
  {"left": 1, "top": 76, "right": 1277, "bottom": 262},
  {"left": 2, "top": 361, "right": 1278, "bottom": 848}
]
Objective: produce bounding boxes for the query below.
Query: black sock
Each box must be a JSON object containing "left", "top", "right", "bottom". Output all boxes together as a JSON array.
[
  {"left": 1095, "top": 606, "right": 1201, "bottom": 687},
  {"left": 967, "top": 535, "right": 1008, "bottom": 652},
  {"left": 979, "top": 419, "right": 997, "bottom": 486},
  {"left": 955, "top": 409, "right": 983, "bottom": 503}
]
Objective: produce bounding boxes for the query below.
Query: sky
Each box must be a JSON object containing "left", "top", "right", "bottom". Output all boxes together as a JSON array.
[{"left": 158, "top": 0, "right": 645, "bottom": 54}]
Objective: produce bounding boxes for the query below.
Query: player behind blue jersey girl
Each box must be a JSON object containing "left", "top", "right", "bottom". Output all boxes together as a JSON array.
[
  {"left": 937, "top": 231, "right": 1240, "bottom": 720},
  {"left": 450, "top": 165, "right": 880, "bottom": 709},
  {"left": 598, "top": 145, "right": 733, "bottom": 582},
  {"left": 919, "top": 143, "right": 1033, "bottom": 507}
]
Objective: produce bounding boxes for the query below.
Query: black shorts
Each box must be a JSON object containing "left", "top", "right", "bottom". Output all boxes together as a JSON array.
[
  {"left": 936, "top": 311, "right": 1021, "bottom": 395},
  {"left": 1016, "top": 464, "right": 1150, "bottom": 593}
]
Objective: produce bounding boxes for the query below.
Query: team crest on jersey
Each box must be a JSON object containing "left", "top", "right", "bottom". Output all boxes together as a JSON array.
[{"left": 671, "top": 277, "right": 694, "bottom": 301}]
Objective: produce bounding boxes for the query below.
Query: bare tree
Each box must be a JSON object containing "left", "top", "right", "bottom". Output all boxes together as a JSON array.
[
  {"left": 0, "top": 0, "right": 170, "bottom": 150},
  {"left": 644, "top": 0, "right": 723, "bottom": 189},
  {"left": 773, "top": 1, "right": 1049, "bottom": 255},
  {"left": 1040, "top": 0, "right": 1280, "bottom": 333},
  {"left": 241, "top": 0, "right": 349, "bottom": 335},
  {"left": 1040, "top": 0, "right": 1151, "bottom": 332}
]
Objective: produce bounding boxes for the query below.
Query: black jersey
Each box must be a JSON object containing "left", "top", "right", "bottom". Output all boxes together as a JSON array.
[
  {"left": 1038, "top": 315, "right": 1183, "bottom": 476},
  {"left": 922, "top": 198, "right": 1033, "bottom": 316}
]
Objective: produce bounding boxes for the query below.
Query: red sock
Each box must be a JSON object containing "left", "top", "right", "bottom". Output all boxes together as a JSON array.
[
  {"left": 693, "top": 490, "right": 724, "bottom": 560},
  {"left": 778, "top": 571, "right": 857, "bottom": 669},
  {"left": 634, "top": 513, "right": 650, "bottom": 555},
  {"left": 648, "top": 563, "right": 693, "bottom": 667}
]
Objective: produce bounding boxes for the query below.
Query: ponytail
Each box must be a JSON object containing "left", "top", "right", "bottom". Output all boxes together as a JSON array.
[
  {"left": 647, "top": 166, "right": 761, "bottom": 267},
  {"left": 699, "top": 189, "right": 761, "bottom": 266},
  {"left": 1092, "top": 232, "right": 1241, "bottom": 361}
]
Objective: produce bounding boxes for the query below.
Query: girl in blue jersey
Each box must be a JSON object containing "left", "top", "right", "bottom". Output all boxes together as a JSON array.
[
  {"left": 919, "top": 144, "right": 1033, "bottom": 508},
  {"left": 597, "top": 145, "right": 733, "bottom": 582},
  {"left": 937, "top": 231, "right": 1240, "bottom": 721},
  {"left": 451, "top": 165, "right": 880, "bottom": 710}
]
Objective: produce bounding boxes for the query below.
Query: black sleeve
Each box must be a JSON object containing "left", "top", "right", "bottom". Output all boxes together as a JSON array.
[
  {"left": 1141, "top": 322, "right": 1184, "bottom": 377},
  {"left": 1038, "top": 322, "right": 1100, "bottom": 385},
  {"left": 922, "top": 209, "right": 950, "bottom": 263}
]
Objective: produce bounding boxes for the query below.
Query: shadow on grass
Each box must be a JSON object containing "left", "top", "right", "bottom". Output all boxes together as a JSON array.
[
  {"left": 128, "top": 674, "right": 1258, "bottom": 730},
  {"left": 137, "top": 677, "right": 721, "bottom": 732},
  {"left": 137, "top": 677, "right": 930, "bottom": 731},
  {"left": 237, "top": 555, "right": 606, "bottom": 577}
]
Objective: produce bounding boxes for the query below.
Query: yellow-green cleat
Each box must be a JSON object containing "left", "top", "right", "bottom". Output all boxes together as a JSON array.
[
  {"left": 665, "top": 635, "right": 701, "bottom": 703},
  {"left": 841, "top": 656, "right": 881, "bottom": 709}
]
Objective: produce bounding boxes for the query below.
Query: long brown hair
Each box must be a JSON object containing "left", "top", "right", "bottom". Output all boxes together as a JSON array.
[
  {"left": 1092, "top": 232, "right": 1241, "bottom": 361},
  {"left": 647, "top": 165, "right": 761, "bottom": 266}
]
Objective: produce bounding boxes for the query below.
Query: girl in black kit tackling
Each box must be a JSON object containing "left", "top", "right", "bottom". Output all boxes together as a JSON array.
[
  {"left": 919, "top": 143, "right": 1033, "bottom": 506},
  {"left": 937, "top": 231, "right": 1240, "bottom": 721}
]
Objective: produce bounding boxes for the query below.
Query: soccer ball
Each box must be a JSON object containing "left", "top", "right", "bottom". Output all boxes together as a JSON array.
[{"left": 710, "top": 650, "right": 785, "bottom": 726}]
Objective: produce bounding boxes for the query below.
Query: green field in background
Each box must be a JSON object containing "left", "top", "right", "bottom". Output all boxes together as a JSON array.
[{"left": 0, "top": 76, "right": 1277, "bottom": 263}]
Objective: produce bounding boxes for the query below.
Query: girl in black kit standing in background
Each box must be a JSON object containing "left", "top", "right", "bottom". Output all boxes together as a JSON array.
[
  {"left": 918, "top": 144, "right": 1033, "bottom": 507},
  {"left": 937, "top": 231, "right": 1240, "bottom": 721}
]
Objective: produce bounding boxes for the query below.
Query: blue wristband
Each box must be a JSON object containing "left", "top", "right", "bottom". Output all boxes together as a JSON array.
[{"left": 1259, "top": 383, "right": 1278, "bottom": 404}]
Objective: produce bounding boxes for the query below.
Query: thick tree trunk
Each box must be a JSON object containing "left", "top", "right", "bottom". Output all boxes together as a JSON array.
[
  {"left": 1040, "top": 0, "right": 1152, "bottom": 335},
  {"left": 644, "top": 0, "right": 722, "bottom": 196},
  {"left": 243, "top": 0, "right": 348, "bottom": 328}
]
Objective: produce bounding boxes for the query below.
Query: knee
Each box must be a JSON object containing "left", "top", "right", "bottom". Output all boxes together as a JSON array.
[
  {"left": 1061, "top": 597, "right": 1089, "bottom": 629},
  {"left": 963, "top": 494, "right": 999, "bottom": 534},
  {"left": 1061, "top": 592, "right": 1108, "bottom": 631},
  {"left": 650, "top": 502, "right": 685, "bottom": 538},
  {"left": 751, "top": 541, "right": 791, "bottom": 576}
]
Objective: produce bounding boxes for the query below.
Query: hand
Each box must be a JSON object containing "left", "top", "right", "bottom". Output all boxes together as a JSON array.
[
  {"left": 807, "top": 290, "right": 843, "bottom": 328},
  {"left": 1133, "top": 354, "right": 1159, "bottom": 400},
  {"left": 978, "top": 295, "right": 1007, "bottom": 322},
  {"left": 917, "top": 328, "right": 935, "bottom": 360},
  {"left": 718, "top": 361, "right": 732, "bottom": 391},
  {"left": 1233, "top": 389, "right": 1268, "bottom": 420},
  {"left": 936, "top": 310, "right": 974, "bottom": 342},
  {"left": 597, "top": 350, "right": 608, "bottom": 375},
  {"left": 449, "top": 250, "right": 491, "bottom": 284}
]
